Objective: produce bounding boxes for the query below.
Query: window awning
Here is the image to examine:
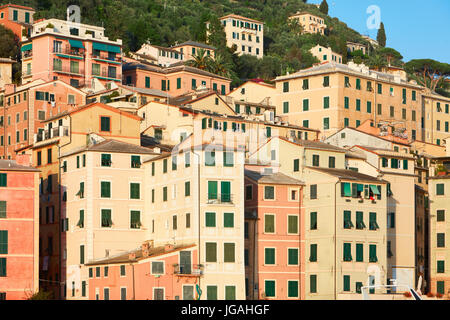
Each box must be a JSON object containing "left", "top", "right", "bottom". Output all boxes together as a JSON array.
[
  {"left": 92, "top": 42, "right": 121, "bottom": 53},
  {"left": 69, "top": 39, "right": 85, "bottom": 49},
  {"left": 370, "top": 185, "right": 380, "bottom": 195},
  {"left": 357, "top": 184, "right": 364, "bottom": 192},
  {"left": 21, "top": 43, "right": 32, "bottom": 52}
]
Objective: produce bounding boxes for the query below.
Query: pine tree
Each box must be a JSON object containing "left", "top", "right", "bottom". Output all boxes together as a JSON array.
[
  {"left": 319, "top": 0, "right": 329, "bottom": 15},
  {"left": 377, "top": 22, "right": 386, "bottom": 47}
]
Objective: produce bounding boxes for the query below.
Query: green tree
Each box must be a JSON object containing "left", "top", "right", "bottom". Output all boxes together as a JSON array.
[
  {"left": 208, "top": 53, "right": 233, "bottom": 78},
  {"left": 186, "top": 48, "right": 213, "bottom": 70},
  {"left": 405, "top": 59, "right": 450, "bottom": 92},
  {"left": 377, "top": 22, "right": 386, "bottom": 47},
  {"left": 378, "top": 47, "right": 403, "bottom": 66},
  {"left": 368, "top": 54, "right": 387, "bottom": 71},
  {"left": 319, "top": 0, "right": 329, "bottom": 15}
]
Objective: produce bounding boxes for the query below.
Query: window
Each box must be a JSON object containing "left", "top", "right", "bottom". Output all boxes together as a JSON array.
[
  {"left": 130, "top": 183, "right": 140, "bottom": 199},
  {"left": 224, "top": 243, "right": 235, "bottom": 262},
  {"left": 224, "top": 213, "right": 234, "bottom": 228},
  {"left": 245, "top": 185, "right": 253, "bottom": 200},
  {"left": 288, "top": 281, "right": 298, "bottom": 298},
  {"left": 101, "top": 154, "right": 111, "bottom": 167},
  {"left": 323, "top": 117, "right": 329, "bottom": 130},
  {"left": 309, "top": 244, "right": 317, "bottom": 262},
  {"left": 283, "top": 82, "right": 289, "bottom": 92},
  {"left": 323, "top": 76, "right": 329, "bottom": 87},
  {"left": 205, "top": 243, "right": 217, "bottom": 262},
  {"left": 120, "top": 265, "right": 126, "bottom": 276},
  {"left": 343, "top": 243, "right": 352, "bottom": 261},
  {"left": 328, "top": 156, "right": 335, "bottom": 168},
  {"left": 151, "top": 261, "right": 164, "bottom": 275},
  {"left": 288, "top": 216, "right": 298, "bottom": 234},
  {"left": 77, "top": 210, "right": 84, "bottom": 228},
  {"left": 437, "top": 210, "right": 445, "bottom": 222},
  {"left": 265, "top": 248, "right": 275, "bottom": 265},
  {"left": 310, "top": 184, "right": 317, "bottom": 199},
  {"left": 0, "top": 231, "right": 8, "bottom": 254},
  {"left": 343, "top": 275, "right": 350, "bottom": 292},
  {"left": 283, "top": 101, "right": 289, "bottom": 113},
  {"left": 264, "top": 186, "right": 275, "bottom": 200},
  {"left": 80, "top": 245, "right": 85, "bottom": 264},
  {"left": 437, "top": 233, "right": 445, "bottom": 247},
  {"left": 205, "top": 151, "right": 215, "bottom": 166},
  {"left": 343, "top": 211, "right": 353, "bottom": 229},
  {"left": 0, "top": 258, "right": 6, "bottom": 277},
  {"left": 436, "top": 183, "right": 445, "bottom": 196},
  {"left": 223, "top": 152, "right": 233, "bottom": 167},
  {"left": 356, "top": 243, "right": 363, "bottom": 262},
  {"left": 310, "top": 275, "right": 317, "bottom": 293},
  {"left": 0, "top": 201, "right": 6, "bottom": 218},
  {"left": 437, "top": 281, "right": 445, "bottom": 295},
  {"left": 356, "top": 212, "right": 366, "bottom": 229},
  {"left": 225, "top": 286, "right": 236, "bottom": 300},
  {"left": 100, "top": 116, "right": 110, "bottom": 132},
  {"left": 205, "top": 212, "right": 216, "bottom": 227},
  {"left": 369, "top": 212, "right": 379, "bottom": 230},
  {"left": 303, "top": 99, "right": 309, "bottom": 111},
  {"left": 367, "top": 101, "right": 372, "bottom": 113},
  {"left": 310, "top": 212, "right": 317, "bottom": 230},
  {"left": 369, "top": 244, "right": 377, "bottom": 262},
  {"left": 101, "top": 209, "right": 112, "bottom": 228},
  {"left": 265, "top": 214, "right": 275, "bottom": 233},
  {"left": 130, "top": 211, "right": 141, "bottom": 229},
  {"left": 302, "top": 79, "right": 309, "bottom": 90},
  {"left": 288, "top": 248, "right": 298, "bottom": 265},
  {"left": 0, "top": 174, "right": 6, "bottom": 187},
  {"left": 323, "top": 96, "right": 330, "bottom": 109},
  {"left": 101, "top": 181, "right": 111, "bottom": 198},
  {"left": 131, "top": 155, "right": 141, "bottom": 168}
]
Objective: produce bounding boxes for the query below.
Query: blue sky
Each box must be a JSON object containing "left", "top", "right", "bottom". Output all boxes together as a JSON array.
[{"left": 308, "top": 0, "right": 450, "bottom": 63}]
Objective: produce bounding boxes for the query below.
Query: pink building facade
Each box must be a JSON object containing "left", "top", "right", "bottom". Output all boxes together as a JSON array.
[
  {"left": 0, "top": 154, "right": 39, "bottom": 300},
  {"left": 244, "top": 168, "right": 305, "bottom": 300},
  {"left": 0, "top": 4, "right": 34, "bottom": 40},
  {"left": 86, "top": 243, "right": 200, "bottom": 300}
]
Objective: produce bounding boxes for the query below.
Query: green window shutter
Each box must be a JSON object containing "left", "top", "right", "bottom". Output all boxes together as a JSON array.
[
  {"left": 343, "top": 243, "right": 352, "bottom": 261},
  {"left": 369, "top": 244, "right": 377, "bottom": 262},
  {"left": 369, "top": 212, "right": 379, "bottom": 230},
  {"left": 436, "top": 184, "right": 445, "bottom": 195},
  {"left": 224, "top": 243, "right": 235, "bottom": 262},
  {"left": 344, "top": 97, "right": 349, "bottom": 109},
  {"left": 172, "top": 156, "right": 177, "bottom": 171},
  {"left": 205, "top": 212, "right": 216, "bottom": 227},
  {"left": 293, "top": 159, "right": 299, "bottom": 172},
  {"left": 163, "top": 159, "right": 167, "bottom": 173},
  {"left": 356, "top": 243, "right": 363, "bottom": 262},
  {"left": 101, "top": 154, "right": 111, "bottom": 167},
  {"left": 131, "top": 155, "right": 141, "bottom": 168},
  {"left": 0, "top": 201, "right": 6, "bottom": 218},
  {"left": 176, "top": 77, "right": 181, "bottom": 89},
  {"left": 356, "top": 78, "right": 361, "bottom": 90},
  {"left": 310, "top": 212, "right": 317, "bottom": 230},
  {"left": 288, "top": 248, "right": 298, "bottom": 265},
  {"left": 202, "top": 118, "right": 207, "bottom": 129},
  {"left": 356, "top": 99, "right": 361, "bottom": 111},
  {"left": 283, "top": 82, "right": 289, "bottom": 92},
  {"left": 235, "top": 104, "right": 240, "bottom": 113},
  {"left": 130, "top": 211, "right": 141, "bottom": 229},
  {"left": 101, "top": 209, "right": 112, "bottom": 228},
  {"left": 224, "top": 212, "right": 234, "bottom": 228},
  {"left": 437, "top": 261, "right": 445, "bottom": 273},
  {"left": 288, "top": 281, "right": 298, "bottom": 297},
  {"left": 225, "top": 286, "right": 236, "bottom": 300},
  {"left": 220, "top": 181, "right": 231, "bottom": 202},
  {"left": 206, "top": 286, "right": 218, "bottom": 300},
  {"left": 310, "top": 244, "right": 317, "bottom": 262},
  {"left": 437, "top": 233, "right": 445, "bottom": 247},
  {"left": 323, "top": 76, "right": 329, "bottom": 87},
  {"left": 303, "top": 99, "right": 309, "bottom": 111},
  {"left": 77, "top": 210, "right": 84, "bottom": 228},
  {"left": 163, "top": 186, "right": 167, "bottom": 201},
  {"left": 264, "top": 186, "right": 274, "bottom": 199},
  {"left": 208, "top": 181, "right": 218, "bottom": 200},
  {"left": 0, "top": 258, "right": 6, "bottom": 277},
  {"left": 223, "top": 121, "right": 228, "bottom": 131},
  {"left": 0, "top": 231, "right": 8, "bottom": 254},
  {"left": 343, "top": 275, "right": 350, "bottom": 291},
  {"left": 0, "top": 173, "right": 7, "bottom": 187},
  {"left": 367, "top": 101, "right": 372, "bottom": 113},
  {"left": 80, "top": 245, "right": 85, "bottom": 264},
  {"left": 377, "top": 83, "right": 382, "bottom": 94},
  {"left": 356, "top": 282, "right": 363, "bottom": 293},
  {"left": 341, "top": 182, "right": 352, "bottom": 197},
  {"left": 288, "top": 215, "right": 298, "bottom": 234},
  {"left": 205, "top": 243, "right": 217, "bottom": 262},
  {"left": 266, "top": 126, "right": 271, "bottom": 137},
  {"left": 343, "top": 211, "right": 353, "bottom": 229},
  {"left": 101, "top": 181, "right": 111, "bottom": 198},
  {"left": 323, "top": 117, "right": 329, "bottom": 130},
  {"left": 356, "top": 211, "right": 366, "bottom": 229},
  {"left": 310, "top": 275, "right": 317, "bottom": 293},
  {"left": 283, "top": 101, "right": 289, "bottom": 113},
  {"left": 241, "top": 123, "right": 246, "bottom": 132},
  {"left": 302, "top": 79, "right": 309, "bottom": 90},
  {"left": 185, "top": 181, "right": 190, "bottom": 197},
  {"left": 151, "top": 162, "right": 155, "bottom": 176},
  {"left": 324, "top": 96, "right": 330, "bottom": 109},
  {"left": 264, "top": 248, "right": 275, "bottom": 264},
  {"left": 437, "top": 210, "right": 445, "bottom": 222},
  {"left": 437, "top": 281, "right": 445, "bottom": 294},
  {"left": 145, "top": 76, "right": 150, "bottom": 88},
  {"left": 265, "top": 280, "right": 276, "bottom": 297},
  {"left": 130, "top": 183, "right": 140, "bottom": 199},
  {"left": 264, "top": 215, "right": 275, "bottom": 233},
  {"left": 403, "top": 159, "right": 408, "bottom": 170}
]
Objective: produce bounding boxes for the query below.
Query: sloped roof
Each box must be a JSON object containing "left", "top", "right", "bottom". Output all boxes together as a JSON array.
[
  {"left": 0, "top": 160, "right": 39, "bottom": 172},
  {"left": 306, "top": 166, "right": 387, "bottom": 183},
  {"left": 61, "top": 139, "right": 159, "bottom": 158},
  {"left": 172, "top": 41, "right": 216, "bottom": 50},
  {"left": 245, "top": 170, "right": 304, "bottom": 185}
]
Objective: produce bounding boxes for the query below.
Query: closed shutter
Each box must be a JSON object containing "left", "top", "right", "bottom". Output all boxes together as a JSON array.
[
  {"left": 207, "top": 286, "right": 218, "bottom": 300},
  {"left": 288, "top": 216, "right": 298, "bottom": 234},
  {"left": 310, "top": 244, "right": 317, "bottom": 262},
  {"left": 265, "top": 280, "right": 275, "bottom": 297},
  {"left": 221, "top": 181, "right": 231, "bottom": 202},
  {"left": 0, "top": 231, "right": 8, "bottom": 254},
  {"left": 224, "top": 213, "right": 234, "bottom": 228},
  {"left": 310, "top": 212, "right": 317, "bottom": 230},
  {"left": 224, "top": 243, "right": 235, "bottom": 262},
  {"left": 356, "top": 243, "right": 363, "bottom": 262},
  {"left": 288, "top": 248, "right": 298, "bottom": 265},
  {"left": 265, "top": 215, "right": 274, "bottom": 233},
  {"left": 208, "top": 181, "right": 218, "bottom": 200},
  {"left": 225, "top": 286, "right": 236, "bottom": 300},
  {"left": 0, "top": 201, "right": 6, "bottom": 218},
  {"left": 205, "top": 243, "right": 217, "bottom": 262},
  {"left": 205, "top": 212, "right": 216, "bottom": 227},
  {"left": 101, "top": 181, "right": 111, "bottom": 198},
  {"left": 265, "top": 248, "right": 275, "bottom": 264},
  {"left": 130, "top": 183, "right": 140, "bottom": 199}
]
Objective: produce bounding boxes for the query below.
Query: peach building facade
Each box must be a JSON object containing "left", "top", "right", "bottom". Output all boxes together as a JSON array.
[
  {"left": 289, "top": 12, "right": 327, "bottom": 35},
  {"left": 21, "top": 18, "right": 122, "bottom": 87},
  {"left": 244, "top": 169, "right": 305, "bottom": 300},
  {"left": 123, "top": 62, "right": 231, "bottom": 96},
  {"left": 310, "top": 45, "right": 342, "bottom": 64},
  {"left": 86, "top": 243, "right": 199, "bottom": 300},
  {"left": 172, "top": 41, "right": 216, "bottom": 61},
  {"left": 0, "top": 155, "right": 39, "bottom": 300}
]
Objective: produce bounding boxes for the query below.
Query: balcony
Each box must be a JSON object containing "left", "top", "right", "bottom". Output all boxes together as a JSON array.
[
  {"left": 35, "top": 126, "right": 69, "bottom": 143},
  {"left": 92, "top": 54, "right": 122, "bottom": 64},
  {"left": 173, "top": 264, "right": 204, "bottom": 277},
  {"left": 53, "top": 65, "right": 84, "bottom": 76},
  {"left": 207, "top": 193, "right": 234, "bottom": 204},
  {"left": 54, "top": 47, "right": 85, "bottom": 59},
  {"left": 22, "top": 51, "right": 33, "bottom": 59}
]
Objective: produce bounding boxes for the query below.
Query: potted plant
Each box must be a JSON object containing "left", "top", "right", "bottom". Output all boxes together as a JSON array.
[
  {"left": 436, "top": 293, "right": 443, "bottom": 299},
  {"left": 403, "top": 291, "right": 412, "bottom": 298},
  {"left": 426, "top": 292, "right": 435, "bottom": 298},
  {"left": 435, "top": 165, "right": 447, "bottom": 176}
]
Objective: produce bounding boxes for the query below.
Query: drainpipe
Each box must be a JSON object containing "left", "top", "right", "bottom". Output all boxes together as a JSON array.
[
  {"left": 252, "top": 214, "right": 257, "bottom": 300},
  {"left": 191, "top": 149, "right": 201, "bottom": 297},
  {"left": 131, "top": 263, "right": 136, "bottom": 300}
]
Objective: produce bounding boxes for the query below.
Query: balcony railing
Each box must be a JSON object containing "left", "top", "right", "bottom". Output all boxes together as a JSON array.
[
  {"left": 53, "top": 65, "right": 84, "bottom": 75},
  {"left": 92, "top": 54, "right": 122, "bottom": 63},
  {"left": 173, "top": 264, "right": 204, "bottom": 276},
  {"left": 207, "top": 193, "right": 233, "bottom": 204},
  {"left": 35, "top": 126, "right": 69, "bottom": 143},
  {"left": 53, "top": 47, "right": 85, "bottom": 57},
  {"left": 22, "top": 51, "right": 33, "bottom": 59}
]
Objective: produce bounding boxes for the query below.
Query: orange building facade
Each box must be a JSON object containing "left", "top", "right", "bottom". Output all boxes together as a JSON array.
[
  {"left": 0, "top": 4, "right": 34, "bottom": 39},
  {"left": 0, "top": 155, "right": 39, "bottom": 300},
  {"left": 244, "top": 168, "right": 305, "bottom": 300}
]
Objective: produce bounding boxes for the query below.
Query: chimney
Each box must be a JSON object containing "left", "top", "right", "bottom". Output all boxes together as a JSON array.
[
  {"left": 128, "top": 252, "right": 136, "bottom": 261},
  {"left": 16, "top": 154, "right": 32, "bottom": 167},
  {"left": 164, "top": 244, "right": 174, "bottom": 252}
]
